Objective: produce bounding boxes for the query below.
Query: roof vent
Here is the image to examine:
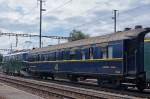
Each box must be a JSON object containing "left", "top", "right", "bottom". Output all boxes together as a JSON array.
[
  {"left": 135, "top": 25, "right": 142, "bottom": 29},
  {"left": 32, "top": 47, "right": 35, "bottom": 50},
  {"left": 124, "top": 28, "right": 131, "bottom": 31},
  {"left": 144, "top": 27, "right": 150, "bottom": 30},
  {"left": 117, "top": 31, "right": 122, "bottom": 32}
]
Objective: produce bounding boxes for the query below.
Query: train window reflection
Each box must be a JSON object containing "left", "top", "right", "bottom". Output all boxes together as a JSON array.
[
  {"left": 101, "top": 47, "right": 107, "bottom": 59},
  {"left": 108, "top": 46, "right": 113, "bottom": 58},
  {"left": 81, "top": 51, "right": 85, "bottom": 60}
]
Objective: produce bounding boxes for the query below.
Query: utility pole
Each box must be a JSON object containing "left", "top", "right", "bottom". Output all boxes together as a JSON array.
[
  {"left": 38, "top": 0, "right": 46, "bottom": 48},
  {"left": 16, "top": 35, "right": 18, "bottom": 47},
  {"left": 58, "top": 38, "right": 60, "bottom": 44},
  {"left": 112, "top": 10, "right": 118, "bottom": 33},
  {"left": 10, "top": 43, "right": 13, "bottom": 53}
]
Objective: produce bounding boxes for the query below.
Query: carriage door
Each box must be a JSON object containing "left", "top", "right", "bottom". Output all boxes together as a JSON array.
[{"left": 125, "top": 39, "right": 137, "bottom": 75}]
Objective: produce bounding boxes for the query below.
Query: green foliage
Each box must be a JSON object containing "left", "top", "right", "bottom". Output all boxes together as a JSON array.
[
  {"left": 0, "top": 54, "right": 3, "bottom": 72},
  {"left": 0, "top": 54, "right": 3, "bottom": 62},
  {"left": 68, "top": 30, "right": 89, "bottom": 41}
]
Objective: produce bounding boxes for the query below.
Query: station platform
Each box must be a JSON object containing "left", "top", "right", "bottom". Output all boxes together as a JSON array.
[{"left": 0, "top": 82, "right": 43, "bottom": 99}]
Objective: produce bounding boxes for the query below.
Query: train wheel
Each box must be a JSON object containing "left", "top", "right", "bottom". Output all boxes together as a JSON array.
[
  {"left": 71, "top": 77, "right": 78, "bottom": 82},
  {"left": 44, "top": 76, "right": 48, "bottom": 80},
  {"left": 39, "top": 76, "right": 43, "bottom": 79},
  {"left": 115, "top": 80, "right": 122, "bottom": 89},
  {"left": 51, "top": 75, "right": 55, "bottom": 80},
  {"left": 79, "top": 77, "right": 87, "bottom": 81},
  {"left": 137, "top": 85, "right": 145, "bottom": 92},
  {"left": 137, "top": 79, "right": 146, "bottom": 92},
  {"left": 68, "top": 75, "right": 78, "bottom": 82},
  {"left": 97, "top": 78, "right": 103, "bottom": 86}
]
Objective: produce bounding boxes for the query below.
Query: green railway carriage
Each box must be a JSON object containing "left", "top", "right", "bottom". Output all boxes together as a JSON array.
[
  {"left": 144, "top": 39, "right": 150, "bottom": 82},
  {"left": 2, "top": 51, "right": 28, "bottom": 75}
]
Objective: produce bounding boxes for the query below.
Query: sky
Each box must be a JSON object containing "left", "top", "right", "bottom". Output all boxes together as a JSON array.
[{"left": 0, "top": 0, "right": 150, "bottom": 53}]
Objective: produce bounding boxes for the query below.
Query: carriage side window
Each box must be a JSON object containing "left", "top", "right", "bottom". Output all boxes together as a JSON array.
[
  {"left": 56, "top": 52, "right": 58, "bottom": 60},
  {"left": 41, "top": 54, "right": 45, "bottom": 61},
  {"left": 108, "top": 46, "right": 113, "bottom": 58},
  {"left": 33, "top": 55, "right": 36, "bottom": 61},
  {"left": 48, "top": 53, "right": 55, "bottom": 61},
  {"left": 89, "top": 48, "right": 93, "bottom": 59},
  {"left": 59, "top": 52, "right": 62, "bottom": 60},
  {"left": 37, "top": 54, "right": 40, "bottom": 61},
  {"left": 81, "top": 51, "right": 85, "bottom": 60},
  {"left": 101, "top": 47, "right": 107, "bottom": 59},
  {"left": 44, "top": 54, "right": 48, "bottom": 61},
  {"left": 48, "top": 54, "right": 51, "bottom": 61},
  {"left": 60, "top": 51, "right": 63, "bottom": 60},
  {"left": 70, "top": 50, "right": 76, "bottom": 60},
  {"left": 54, "top": 53, "right": 56, "bottom": 61},
  {"left": 52, "top": 53, "right": 54, "bottom": 61},
  {"left": 63, "top": 51, "right": 69, "bottom": 60}
]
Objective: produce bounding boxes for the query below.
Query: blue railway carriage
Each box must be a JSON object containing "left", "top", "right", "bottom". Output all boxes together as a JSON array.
[{"left": 28, "top": 26, "right": 150, "bottom": 91}]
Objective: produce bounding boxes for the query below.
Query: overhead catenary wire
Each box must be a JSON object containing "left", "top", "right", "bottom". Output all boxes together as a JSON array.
[
  {"left": 65, "top": 14, "right": 112, "bottom": 31},
  {"left": 113, "top": 4, "right": 150, "bottom": 30},
  {"left": 43, "top": 4, "right": 112, "bottom": 31},
  {"left": 64, "top": 4, "right": 150, "bottom": 32},
  {"left": 41, "top": 3, "right": 150, "bottom": 39},
  {"left": 0, "top": 32, "right": 69, "bottom": 39},
  {"left": 42, "top": 1, "right": 114, "bottom": 36},
  {"left": 40, "top": 0, "right": 73, "bottom": 42},
  {"left": 41, "top": 0, "right": 103, "bottom": 42},
  {"left": 24, "top": 3, "right": 150, "bottom": 47},
  {"left": 43, "top": 0, "right": 73, "bottom": 16}
]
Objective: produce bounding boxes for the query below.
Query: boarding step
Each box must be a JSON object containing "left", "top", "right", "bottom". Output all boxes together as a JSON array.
[{"left": 122, "top": 83, "right": 136, "bottom": 87}]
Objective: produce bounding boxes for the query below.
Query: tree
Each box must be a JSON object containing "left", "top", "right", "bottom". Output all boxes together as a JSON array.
[
  {"left": 68, "top": 30, "right": 89, "bottom": 41},
  {"left": 0, "top": 54, "right": 2, "bottom": 62},
  {"left": 0, "top": 54, "right": 2, "bottom": 71}
]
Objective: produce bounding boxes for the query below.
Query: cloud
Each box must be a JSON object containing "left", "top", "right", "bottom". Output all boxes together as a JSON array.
[{"left": 0, "top": 0, "right": 150, "bottom": 52}]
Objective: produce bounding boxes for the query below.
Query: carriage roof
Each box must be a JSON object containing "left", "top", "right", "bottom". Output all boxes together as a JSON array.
[
  {"left": 31, "top": 28, "right": 150, "bottom": 54},
  {"left": 3, "top": 51, "right": 29, "bottom": 57}
]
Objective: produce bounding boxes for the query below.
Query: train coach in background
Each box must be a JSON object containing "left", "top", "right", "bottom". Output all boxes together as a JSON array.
[{"left": 2, "top": 51, "right": 29, "bottom": 76}]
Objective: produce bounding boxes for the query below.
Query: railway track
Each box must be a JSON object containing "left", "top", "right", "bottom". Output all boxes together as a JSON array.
[
  {"left": 32, "top": 77, "right": 150, "bottom": 99},
  {"left": 0, "top": 74, "right": 142, "bottom": 99}
]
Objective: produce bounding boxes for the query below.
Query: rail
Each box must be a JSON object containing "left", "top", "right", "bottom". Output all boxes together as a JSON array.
[{"left": 0, "top": 74, "right": 139, "bottom": 99}]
